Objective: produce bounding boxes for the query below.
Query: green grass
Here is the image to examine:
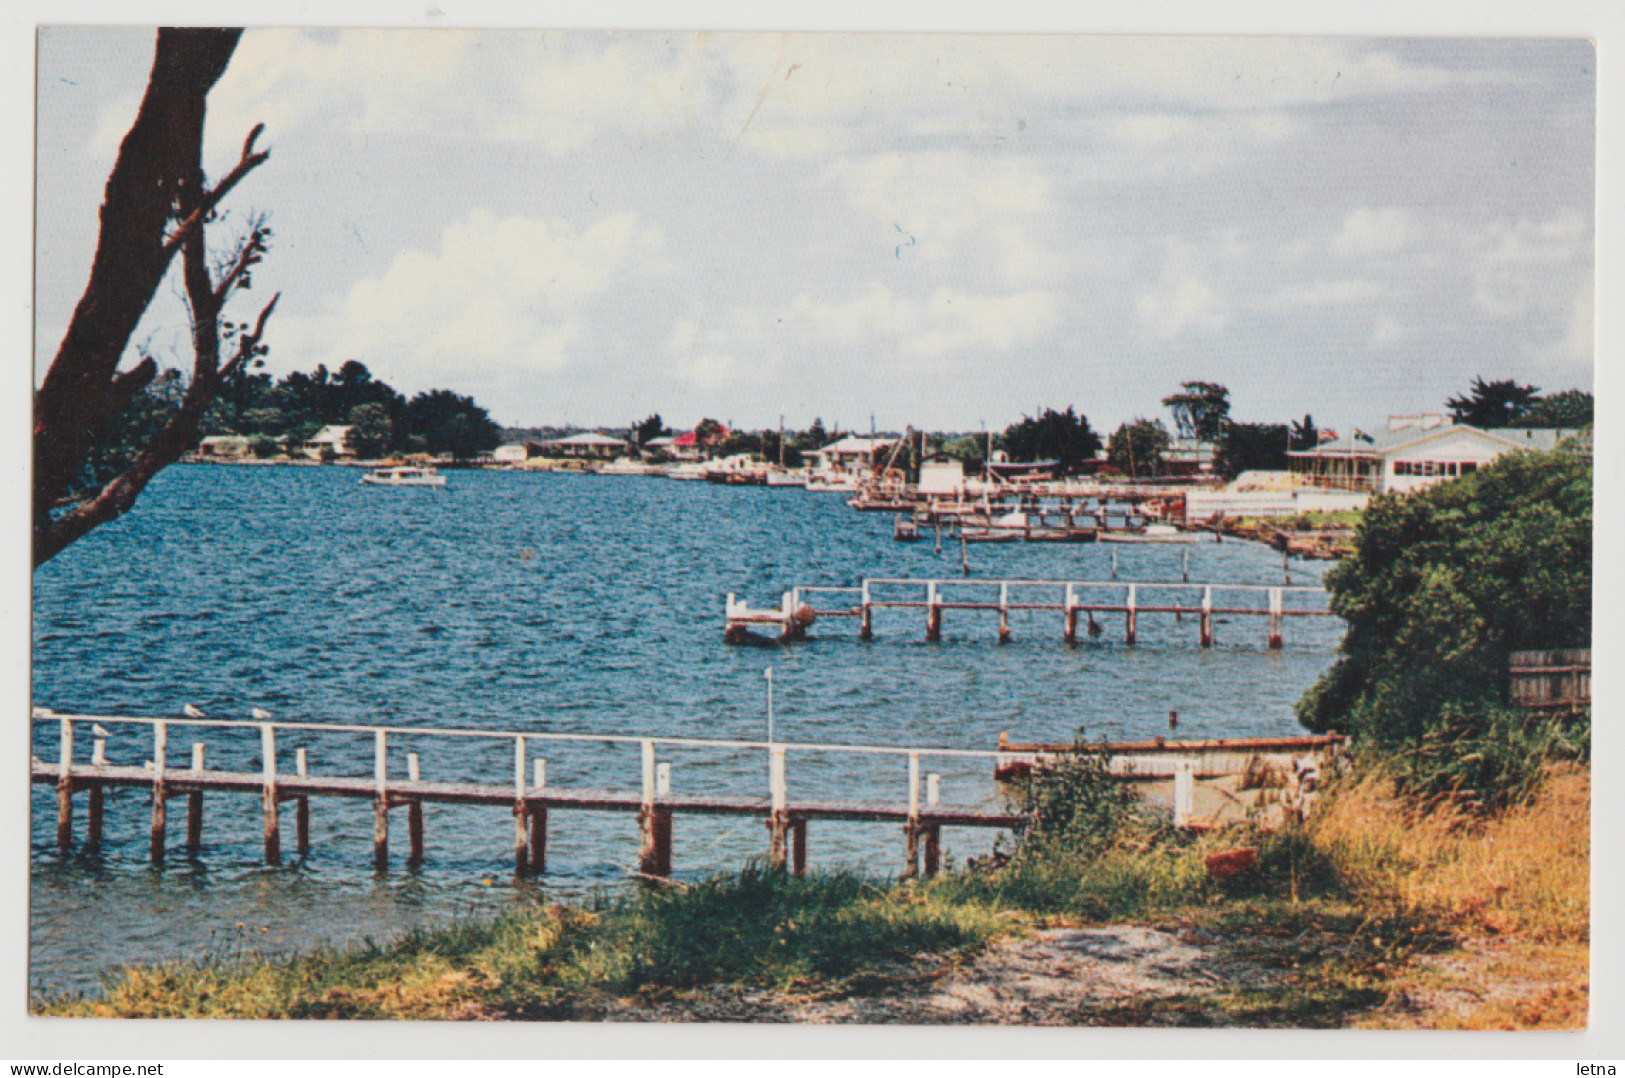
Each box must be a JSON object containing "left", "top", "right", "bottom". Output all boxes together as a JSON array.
[{"left": 40, "top": 866, "right": 1010, "bottom": 1019}]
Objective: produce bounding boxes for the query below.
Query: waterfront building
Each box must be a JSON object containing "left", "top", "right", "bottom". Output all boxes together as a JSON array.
[
  {"left": 1287, "top": 414, "right": 1583, "bottom": 494},
  {"left": 808, "top": 435, "right": 898, "bottom": 478},
  {"left": 197, "top": 435, "right": 254, "bottom": 460},
  {"left": 492, "top": 442, "right": 543, "bottom": 463},
  {"left": 300, "top": 425, "right": 355, "bottom": 460},
  {"left": 542, "top": 432, "right": 632, "bottom": 460}
]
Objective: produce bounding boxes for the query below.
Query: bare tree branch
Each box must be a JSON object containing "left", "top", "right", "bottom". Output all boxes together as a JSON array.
[{"left": 33, "top": 28, "right": 275, "bottom": 569}]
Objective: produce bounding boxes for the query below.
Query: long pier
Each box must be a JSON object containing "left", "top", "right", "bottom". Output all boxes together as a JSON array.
[
  {"left": 31, "top": 710, "right": 1024, "bottom": 881},
  {"left": 726, "top": 577, "right": 1335, "bottom": 648}
]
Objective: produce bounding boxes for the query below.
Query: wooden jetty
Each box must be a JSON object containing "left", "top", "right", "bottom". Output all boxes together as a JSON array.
[
  {"left": 725, "top": 577, "right": 1335, "bottom": 648},
  {"left": 992, "top": 731, "right": 1348, "bottom": 782},
  {"left": 31, "top": 711, "right": 1023, "bottom": 881}
]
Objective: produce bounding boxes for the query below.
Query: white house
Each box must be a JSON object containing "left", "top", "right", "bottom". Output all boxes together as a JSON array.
[
  {"left": 543, "top": 432, "right": 631, "bottom": 460},
  {"left": 1288, "top": 414, "right": 1581, "bottom": 495},
  {"left": 197, "top": 435, "right": 253, "bottom": 459},
  {"left": 917, "top": 455, "right": 966, "bottom": 496},
  {"left": 301, "top": 425, "right": 354, "bottom": 459},
  {"left": 807, "top": 435, "right": 899, "bottom": 477},
  {"left": 492, "top": 443, "right": 540, "bottom": 463}
]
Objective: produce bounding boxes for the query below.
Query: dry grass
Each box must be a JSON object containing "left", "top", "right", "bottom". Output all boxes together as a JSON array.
[{"left": 1310, "top": 763, "right": 1589, "bottom": 942}]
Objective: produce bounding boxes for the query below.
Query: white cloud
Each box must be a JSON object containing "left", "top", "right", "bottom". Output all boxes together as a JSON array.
[
  {"left": 1135, "top": 237, "right": 1241, "bottom": 339},
  {"left": 824, "top": 152, "right": 1058, "bottom": 287},
  {"left": 291, "top": 210, "right": 669, "bottom": 389},
  {"left": 1267, "top": 279, "right": 1385, "bottom": 308},
  {"left": 1468, "top": 212, "right": 1590, "bottom": 318},
  {"left": 1333, "top": 208, "right": 1417, "bottom": 259}
]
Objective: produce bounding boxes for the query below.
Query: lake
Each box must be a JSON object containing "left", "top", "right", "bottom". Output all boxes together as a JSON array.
[{"left": 30, "top": 463, "right": 1342, "bottom": 995}]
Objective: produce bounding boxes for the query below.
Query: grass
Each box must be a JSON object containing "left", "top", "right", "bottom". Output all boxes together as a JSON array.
[
  {"left": 42, "top": 867, "right": 1010, "bottom": 1019},
  {"left": 37, "top": 765, "right": 1589, "bottom": 1026}
]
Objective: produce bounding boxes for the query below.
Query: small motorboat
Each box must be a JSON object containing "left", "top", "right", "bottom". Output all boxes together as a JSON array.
[{"left": 361, "top": 466, "right": 447, "bottom": 487}]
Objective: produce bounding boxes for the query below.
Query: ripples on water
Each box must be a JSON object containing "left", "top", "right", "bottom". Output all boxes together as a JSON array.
[{"left": 30, "top": 464, "right": 1342, "bottom": 994}]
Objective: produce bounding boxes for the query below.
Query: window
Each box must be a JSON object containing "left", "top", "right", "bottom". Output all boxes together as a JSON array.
[{"left": 1461, "top": 462, "right": 1477, "bottom": 474}]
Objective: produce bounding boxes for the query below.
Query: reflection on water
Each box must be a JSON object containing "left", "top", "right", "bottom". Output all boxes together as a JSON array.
[{"left": 31, "top": 465, "right": 1341, "bottom": 995}]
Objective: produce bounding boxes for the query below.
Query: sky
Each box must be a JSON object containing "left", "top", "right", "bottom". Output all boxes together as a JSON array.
[{"left": 34, "top": 29, "right": 1595, "bottom": 434}]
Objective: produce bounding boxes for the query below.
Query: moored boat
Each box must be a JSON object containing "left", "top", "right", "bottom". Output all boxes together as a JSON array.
[{"left": 361, "top": 465, "right": 447, "bottom": 487}]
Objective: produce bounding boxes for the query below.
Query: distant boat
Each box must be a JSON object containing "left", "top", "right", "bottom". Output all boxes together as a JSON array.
[
  {"left": 765, "top": 469, "right": 808, "bottom": 488},
  {"left": 599, "top": 459, "right": 663, "bottom": 477},
  {"left": 361, "top": 466, "right": 447, "bottom": 488},
  {"left": 805, "top": 474, "right": 860, "bottom": 493},
  {"left": 1098, "top": 524, "right": 1196, "bottom": 543}
]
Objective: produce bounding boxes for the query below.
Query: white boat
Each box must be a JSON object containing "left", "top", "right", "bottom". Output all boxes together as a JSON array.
[
  {"left": 765, "top": 469, "right": 808, "bottom": 487},
  {"left": 805, "top": 473, "right": 860, "bottom": 493},
  {"left": 361, "top": 466, "right": 447, "bottom": 487},
  {"left": 599, "top": 459, "right": 663, "bottom": 477},
  {"left": 666, "top": 462, "right": 710, "bottom": 481}
]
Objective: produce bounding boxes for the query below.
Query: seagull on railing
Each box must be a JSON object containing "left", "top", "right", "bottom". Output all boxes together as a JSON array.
[
  {"left": 251, "top": 708, "right": 273, "bottom": 720},
  {"left": 183, "top": 704, "right": 206, "bottom": 718},
  {"left": 92, "top": 724, "right": 111, "bottom": 738}
]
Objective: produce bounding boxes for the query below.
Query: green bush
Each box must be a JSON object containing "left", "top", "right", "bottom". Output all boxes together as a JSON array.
[{"left": 1297, "top": 447, "right": 1590, "bottom": 805}]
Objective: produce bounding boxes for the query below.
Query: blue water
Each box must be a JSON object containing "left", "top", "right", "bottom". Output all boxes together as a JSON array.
[{"left": 30, "top": 464, "right": 1341, "bottom": 995}]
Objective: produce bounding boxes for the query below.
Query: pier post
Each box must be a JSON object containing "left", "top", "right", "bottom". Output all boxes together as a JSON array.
[
  {"left": 87, "top": 786, "right": 104, "bottom": 853},
  {"left": 150, "top": 721, "right": 167, "bottom": 865},
  {"left": 261, "top": 724, "right": 280, "bottom": 866},
  {"left": 406, "top": 751, "right": 424, "bottom": 869},
  {"left": 767, "top": 746, "right": 789, "bottom": 871},
  {"left": 1200, "top": 586, "right": 1213, "bottom": 647},
  {"left": 86, "top": 730, "right": 105, "bottom": 851},
  {"left": 1268, "top": 588, "right": 1284, "bottom": 649},
  {"left": 1182, "top": 548, "right": 1190, "bottom": 583},
  {"left": 373, "top": 731, "right": 389, "bottom": 873},
  {"left": 1173, "top": 760, "right": 1195, "bottom": 828},
  {"left": 903, "top": 752, "right": 921, "bottom": 880},
  {"left": 55, "top": 718, "right": 73, "bottom": 853},
  {"left": 528, "top": 806, "right": 548, "bottom": 875},
  {"left": 1125, "top": 585, "right": 1138, "bottom": 646},
  {"left": 998, "top": 582, "right": 1011, "bottom": 644},
  {"left": 187, "top": 743, "right": 205, "bottom": 855},
  {"left": 514, "top": 737, "right": 530, "bottom": 877},
  {"left": 790, "top": 818, "right": 807, "bottom": 877},
  {"left": 637, "top": 739, "right": 673, "bottom": 879},
  {"left": 1111, "top": 549, "right": 1118, "bottom": 580},
  {"left": 860, "top": 581, "right": 873, "bottom": 641},
  {"left": 923, "top": 773, "right": 941, "bottom": 877},
  {"left": 294, "top": 748, "right": 310, "bottom": 858},
  {"left": 925, "top": 581, "right": 941, "bottom": 642},
  {"left": 1064, "top": 583, "right": 1078, "bottom": 644}
]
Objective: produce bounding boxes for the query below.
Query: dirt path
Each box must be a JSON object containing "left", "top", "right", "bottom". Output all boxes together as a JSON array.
[{"left": 577, "top": 924, "right": 1585, "bottom": 1028}]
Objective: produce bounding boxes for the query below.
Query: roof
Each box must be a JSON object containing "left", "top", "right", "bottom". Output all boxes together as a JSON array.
[
  {"left": 307, "top": 425, "right": 352, "bottom": 442},
  {"left": 815, "top": 435, "right": 897, "bottom": 455},
  {"left": 673, "top": 425, "right": 729, "bottom": 447},
  {"left": 1289, "top": 423, "right": 1578, "bottom": 459},
  {"left": 548, "top": 432, "right": 628, "bottom": 446}
]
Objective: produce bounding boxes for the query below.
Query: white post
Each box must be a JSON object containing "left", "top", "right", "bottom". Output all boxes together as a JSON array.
[
  {"left": 907, "top": 752, "right": 920, "bottom": 817},
  {"left": 769, "top": 746, "right": 787, "bottom": 813},
  {"left": 191, "top": 743, "right": 205, "bottom": 774},
  {"left": 726, "top": 593, "right": 736, "bottom": 619},
  {"left": 641, "top": 739, "right": 655, "bottom": 807},
  {"left": 296, "top": 747, "right": 308, "bottom": 778},
  {"left": 408, "top": 752, "right": 421, "bottom": 782},
  {"left": 260, "top": 724, "right": 276, "bottom": 791},
  {"left": 153, "top": 721, "right": 168, "bottom": 778},
  {"left": 1173, "top": 760, "right": 1194, "bottom": 828},
  {"left": 92, "top": 736, "right": 107, "bottom": 767},
  {"left": 765, "top": 667, "right": 775, "bottom": 745},
  {"left": 534, "top": 758, "right": 547, "bottom": 790},
  {"left": 514, "top": 736, "right": 526, "bottom": 797},
  {"left": 657, "top": 762, "right": 671, "bottom": 797},
  {"left": 927, "top": 773, "right": 940, "bottom": 807},
  {"left": 374, "top": 730, "right": 387, "bottom": 798},
  {"left": 58, "top": 718, "right": 72, "bottom": 780}
]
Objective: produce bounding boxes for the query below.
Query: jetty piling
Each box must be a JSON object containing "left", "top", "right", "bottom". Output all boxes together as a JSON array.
[
  {"left": 294, "top": 747, "right": 310, "bottom": 857},
  {"left": 150, "top": 721, "right": 167, "bottom": 865}
]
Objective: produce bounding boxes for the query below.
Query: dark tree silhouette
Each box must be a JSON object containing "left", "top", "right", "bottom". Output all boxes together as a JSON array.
[
  {"left": 1000, "top": 407, "right": 1102, "bottom": 476},
  {"left": 33, "top": 28, "right": 275, "bottom": 567},
  {"left": 1445, "top": 377, "right": 1542, "bottom": 429},
  {"left": 1161, "top": 381, "right": 1230, "bottom": 441},
  {"left": 1289, "top": 414, "right": 1320, "bottom": 452}
]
